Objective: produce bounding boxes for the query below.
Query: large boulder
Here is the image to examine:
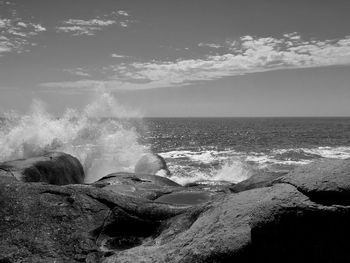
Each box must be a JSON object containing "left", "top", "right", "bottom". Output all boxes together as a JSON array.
[
  {"left": 134, "top": 153, "right": 170, "bottom": 176},
  {"left": 0, "top": 152, "right": 84, "bottom": 185}
]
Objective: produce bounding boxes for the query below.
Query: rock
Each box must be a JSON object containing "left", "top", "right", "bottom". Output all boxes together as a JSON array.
[
  {"left": 92, "top": 172, "right": 181, "bottom": 200},
  {"left": 104, "top": 182, "right": 350, "bottom": 263},
  {"left": 276, "top": 158, "right": 350, "bottom": 205},
  {"left": 230, "top": 170, "right": 287, "bottom": 193},
  {"left": 0, "top": 176, "right": 188, "bottom": 263},
  {"left": 154, "top": 191, "right": 215, "bottom": 206},
  {"left": 2, "top": 158, "right": 350, "bottom": 262},
  {"left": 134, "top": 153, "right": 170, "bottom": 176},
  {"left": 0, "top": 152, "right": 84, "bottom": 185}
]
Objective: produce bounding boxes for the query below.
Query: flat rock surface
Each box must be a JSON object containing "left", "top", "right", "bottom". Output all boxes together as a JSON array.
[{"left": 154, "top": 191, "right": 214, "bottom": 205}]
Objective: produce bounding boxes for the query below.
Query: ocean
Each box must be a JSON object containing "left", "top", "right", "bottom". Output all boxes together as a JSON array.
[
  {"left": 1, "top": 94, "right": 350, "bottom": 185},
  {"left": 141, "top": 117, "right": 350, "bottom": 185}
]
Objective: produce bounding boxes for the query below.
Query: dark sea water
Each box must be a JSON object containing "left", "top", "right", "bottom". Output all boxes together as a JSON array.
[{"left": 139, "top": 117, "right": 350, "bottom": 184}]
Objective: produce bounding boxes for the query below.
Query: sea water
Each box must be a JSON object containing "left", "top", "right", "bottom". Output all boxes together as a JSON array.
[
  {"left": 142, "top": 117, "right": 350, "bottom": 185},
  {"left": 1, "top": 93, "right": 350, "bottom": 185}
]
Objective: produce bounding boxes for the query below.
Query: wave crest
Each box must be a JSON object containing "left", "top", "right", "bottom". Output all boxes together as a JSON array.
[{"left": 0, "top": 92, "right": 148, "bottom": 183}]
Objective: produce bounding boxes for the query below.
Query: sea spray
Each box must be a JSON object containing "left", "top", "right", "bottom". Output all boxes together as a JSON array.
[
  {"left": 166, "top": 157, "right": 252, "bottom": 185},
  {"left": 0, "top": 92, "right": 149, "bottom": 183}
]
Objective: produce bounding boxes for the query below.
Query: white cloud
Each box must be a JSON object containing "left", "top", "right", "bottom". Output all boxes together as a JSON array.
[
  {"left": 63, "top": 68, "right": 91, "bottom": 77},
  {"left": 116, "top": 10, "right": 129, "bottom": 16},
  {"left": 0, "top": 18, "right": 46, "bottom": 55},
  {"left": 111, "top": 53, "right": 128, "bottom": 58},
  {"left": 56, "top": 19, "right": 116, "bottom": 36},
  {"left": 0, "top": 3, "right": 46, "bottom": 56},
  {"left": 40, "top": 33, "right": 350, "bottom": 91},
  {"left": 198, "top": 42, "right": 223, "bottom": 49},
  {"left": 57, "top": 10, "right": 131, "bottom": 36},
  {"left": 119, "top": 21, "right": 128, "bottom": 28},
  {"left": 32, "top": 24, "right": 46, "bottom": 32}
]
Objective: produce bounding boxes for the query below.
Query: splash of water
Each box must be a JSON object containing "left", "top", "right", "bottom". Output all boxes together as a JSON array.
[
  {"left": 0, "top": 92, "right": 149, "bottom": 183},
  {"left": 167, "top": 158, "right": 252, "bottom": 185}
]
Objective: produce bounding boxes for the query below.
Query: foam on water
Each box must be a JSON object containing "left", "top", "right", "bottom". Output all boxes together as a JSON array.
[
  {"left": 160, "top": 152, "right": 252, "bottom": 185},
  {"left": 159, "top": 145, "right": 350, "bottom": 185},
  {"left": 160, "top": 149, "right": 239, "bottom": 163},
  {"left": 0, "top": 92, "right": 149, "bottom": 183}
]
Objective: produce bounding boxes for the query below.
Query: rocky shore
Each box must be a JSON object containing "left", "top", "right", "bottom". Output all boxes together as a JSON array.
[{"left": 1, "top": 152, "right": 350, "bottom": 262}]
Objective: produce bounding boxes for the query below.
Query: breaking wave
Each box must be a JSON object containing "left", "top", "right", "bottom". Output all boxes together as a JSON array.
[
  {"left": 0, "top": 92, "right": 149, "bottom": 183},
  {"left": 160, "top": 150, "right": 252, "bottom": 185},
  {"left": 159, "top": 145, "right": 350, "bottom": 185},
  {"left": 166, "top": 159, "right": 252, "bottom": 186}
]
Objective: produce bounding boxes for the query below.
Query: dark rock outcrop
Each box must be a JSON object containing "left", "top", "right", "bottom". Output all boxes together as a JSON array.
[
  {"left": 0, "top": 176, "right": 187, "bottom": 263},
  {"left": 134, "top": 153, "right": 170, "bottom": 176},
  {"left": 1, "top": 158, "right": 350, "bottom": 263},
  {"left": 0, "top": 152, "right": 84, "bottom": 185},
  {"left": 104, "top": 183, "right": 350, "bottom": 263}
]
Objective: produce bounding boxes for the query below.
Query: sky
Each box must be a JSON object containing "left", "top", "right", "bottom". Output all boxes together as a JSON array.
[{"left": 0, "top": 0, "right": 350, "bottom": 117}]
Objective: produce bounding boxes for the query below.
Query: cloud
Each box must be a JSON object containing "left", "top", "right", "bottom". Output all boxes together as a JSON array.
[
  {"left": 111, "top": 53, "right": 128, "bottom": 58},
  {"left": 63, "top": 68, "right": 91, "bottom": 77},
  {"left": 0, "top": 3, "right": 46, "bottom": 56},
  {"left": 56, "top": 19, "right": 115, "bottom": 36},
  {"left": 40, "top": 79, "right": 181, "bottom": 91},
  {"left": 116, "top": 10, "right": 129, "bottom": 16},
  {"left": 56, "top": 10, "right": 131, "bottom": 36},
  {"left": 40, "top": 33, "right": 350, "bottom": 91},
  {"left": 198, "top": 42, "right": 223, "bottom": 49}
]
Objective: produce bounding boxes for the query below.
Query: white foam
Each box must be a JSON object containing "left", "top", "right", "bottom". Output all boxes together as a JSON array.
[
  {"left": 0, "top": 92, "right": 148, "bottom": 183},
  {"left": 303, "top": 146, "right": 350, "bottom": 159},
  {"left": 245, "top": 154, "right": 313, "bottom": 166},
  {"left": 166, "top": 158, "right": 251, "bottom": 186},
  {"left": 160, "top": 149, "right": 239, "bottom": 164}
]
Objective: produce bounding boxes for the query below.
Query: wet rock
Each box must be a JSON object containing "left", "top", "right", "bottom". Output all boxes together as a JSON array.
[
  {"left": 92, "top": 172, "right": 181, "bottom": 200},
  {"left": 134, "top": 153, "right": 170, "bottom": 176},
  {"left": 0, "top": 152, "right": 84, "bottom": 185}
]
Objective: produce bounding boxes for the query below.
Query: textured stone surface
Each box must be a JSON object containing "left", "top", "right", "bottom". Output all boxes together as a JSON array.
[
  {"left": 104, "top": 182, "right": 350, "bottom": 263},
  {"left": 277, "top": 158, "right": 350, "bottom": 205},
  {"left": 230, "top": 170, "right": 287, "bottom": 193},
  {"left": 0, "top": 176, "right": 187, "bottom": 263}
]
